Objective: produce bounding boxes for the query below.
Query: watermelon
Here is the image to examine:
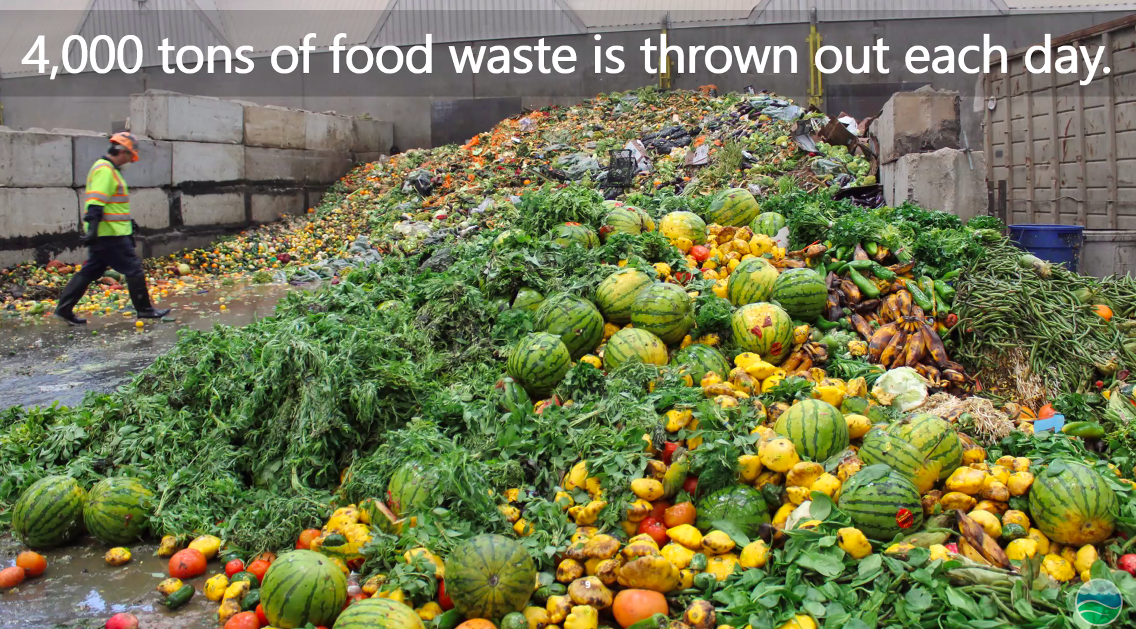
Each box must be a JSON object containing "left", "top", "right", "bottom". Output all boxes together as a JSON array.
[
  {"left": 838, "top": 464, "right": 925, "bottom": 541},
  {"left": 630, "top": 283, "right": 695, "bottom": 345},
  {"left": 730, "top": 302, "right": 793, "bottom": 365},
  {"left": 547, "top": 223, "right": 599, "bottom": 249},
  {"left": 603, "top": 328, "right": 669, "bottom": 371},
  {"left": 602, "top": 207, "right": 648, "bottom": 240},
  {"left": 497, "top": 377, "right": 530, "bottom": 413},
  {"left": 388, "top": 461, "right": 439, "bottom": 519},
  {"left": 1029, "top": 461, "right": 1118, "bottom": 545},
  {"left": 659, "top": 211, "right": 707, "bottom": 245},
  {"left": 694, "top": 485, "right": 770, "bottom": 537},
  {"left": 670, "top": 344, "right": 731, "bottom": 384},
  {"left": 773, "top": 399, "right": 849, "bottom": 463},
  {"left": 261, "top": 550, "right": 348, "bottom": 629},
  {"left": 633, "top": 206, "right": 656, "bottom": 232},
  {"left": 11, "top": 475, "right": 86, "bottom": 549},
  {"left": 511, "top": 287, "right": 545, "bottom": 312},
  {"left": 493, "top": 230, "right": 527, "bottom": 250},
  {"left": 506, "top": 332, "right": 572, "bottom": 397},
  {"left": 534, "top": 294, "right": 604, "bottom": 359},
  {"left": 770, "top": 268, "right": 827, "bottom": 321},
  {"left": 444, "top": 534, "right": 536, "bottom": 620},
  {"left": 888, "top": 413, "right": 963, "bottom": 480},
  {"left": 749, "top": 212, "right": 786, "bottom": 237},
  {"left": 857, "top": 429, "right": 941, "bottom": 494},
  {"left": 333, "top": 598, "right": 425, "bottom": 629},
  {"left": 706, "top": 189, "right": 760, "bottom": 227},
  {"left": 84, "top": 477, "right": 154, "bottom": 545},
  {"left": 726, "top": 258, "right": 779, "bottom": 307},
  {"left": 596, "top": 268, "right": 652, "bottom": 324}
]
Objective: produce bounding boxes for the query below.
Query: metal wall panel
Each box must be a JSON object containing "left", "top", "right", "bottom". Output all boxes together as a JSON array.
[{"left": 372, "top": 0, "right": 582, "bottom": 47}]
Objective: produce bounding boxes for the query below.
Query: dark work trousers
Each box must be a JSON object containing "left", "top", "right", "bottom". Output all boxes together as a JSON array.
[{"left": 56, "top": 236, "right": 149, "bottom": 315}]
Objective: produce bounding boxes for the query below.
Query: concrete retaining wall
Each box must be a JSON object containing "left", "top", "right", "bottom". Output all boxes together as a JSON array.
[{"left": 0, "top": 91, "right": 392, "bottom": 266}]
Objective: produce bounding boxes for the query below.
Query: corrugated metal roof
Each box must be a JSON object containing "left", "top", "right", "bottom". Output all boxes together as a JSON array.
[
  {"left": 1005, "top": 0, "right": 1136, "bottom": 8},
  {"left": 73, "top": 0, "right": 231, "bottom": 71},
  {"left": 566, "top": 1, "right": 755, "bottom": 30},
  {"left": 0, "top": 0, "right": 88, "bottom": 79},
  {"left": 370, "top": 0, "right": 582, "bottom": 47},
  {"left": 219, "top": 0, "right": 389, "bottom": 53}
]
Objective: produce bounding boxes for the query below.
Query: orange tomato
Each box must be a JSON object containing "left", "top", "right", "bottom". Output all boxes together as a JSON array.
[
  {"left": 612, "top": 589, "right": 669, "bottom": 627},
  {"left": 456, "top": 621, "right": 497, "bottom": 629},
  {"left": 246, "top": 559, "right": 270, "bottom": 583},
  {"left": 223, "top": 611, "right": 261, "bottom": 629},
  {"left": 662, "top": 502, "right": 697, "bottom": 529},
  {"left": 1038, "top": 404, "right": 1056, "bottom": 420},
  {"left": 296, "top": 529, "right": 321, "bottom": 550},
  {"left": 0, "top": 566, "right": 26, "bottom": 589},
  {"left": 168, "top": 548, "right": 207, "bottom": 579},
  {"left": 16, "top": 551, "right": 47, "bottom": 577},
  {"left": 1094, "top": 304, "right": 1113, "bottom": 321}
]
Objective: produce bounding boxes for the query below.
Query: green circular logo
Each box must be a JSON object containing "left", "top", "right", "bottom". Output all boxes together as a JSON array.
[{"left": 1075, "top": 579, "right": 1123, "bottom": 626}]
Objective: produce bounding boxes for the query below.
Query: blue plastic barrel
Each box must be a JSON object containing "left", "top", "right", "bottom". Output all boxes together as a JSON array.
[{"left": 1008, "top": 224, "right": 1084, "bottom": 271}]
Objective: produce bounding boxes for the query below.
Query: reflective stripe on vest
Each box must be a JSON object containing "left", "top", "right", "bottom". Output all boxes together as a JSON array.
[{"left": 85, "top": 159, "right": 132, "bottom": 236}]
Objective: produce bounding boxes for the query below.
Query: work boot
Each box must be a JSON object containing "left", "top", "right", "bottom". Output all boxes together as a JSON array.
[
  {"left": 54, "top": 272, "right": 93, "bottom": 325},
  {"left": 126, "top": 276, "right": 171, "bottom": 319}
]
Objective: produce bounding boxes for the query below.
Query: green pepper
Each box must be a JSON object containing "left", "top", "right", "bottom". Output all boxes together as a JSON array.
[
  {"left": 814, "top": 317, "right": 841, "bottom": 331},
  {"left": 846, "top": 259, "right": 874, "bottom": 271},
  {"left": 627, "top": 613, "right": 671, "bottom": 629},
  {"left": 241, "top": 589, "right": 261, "bottom": 612},
  {"left": 869, "top": 263, "right": 896, "bottom": 281},
  {"left": 436, "top": 609, "right": 464, "bottom": 629},
  {"left": 761, "top": 483, "right": 783, "bottom": 508},
  {"left": 933, "top": 279, "right": 956, "bottom": 304},
  {"left": 221, "top": 551, "right": 244, "bottom": 564},
  {"left": 230, "top": 571, "right": 259, "bottom": 589},
  {"left": 934, "top": 292, "right": 950, "bottom": 318},
  {"left": 162, "top": 584, "right": 195, "bottom": 610},
  {"left": 939, "top": 269, "right": 961, "bottom": 281},
  {"left": 533, "top": 582, "right": 567, "bottom": 603},
  {"left": 829, "top": 261, "right": 849, "bottom": 276},
  {"left": 907, "top": 281, "right": 934, "bottom": 312},
  {"left": 919, "top": 276, "right": 936, "bottom": 296},
  {"left": 835, "top": 245, "right": 849, "bottom": 260},
  {"left": 1061, "top": 421, "right": 1106, "bottom": 439},
  {"left": 693, "top": 571, "right": 718, "bottom": 593},
  {"left": 689, "top": 553, "right": 708, "bottom": 571},
  {"left": 847, "top": 267, "right": 881, "bottom": 299},
  {"left": 864, "top": 241, "right": 879, "bottom": 255}
]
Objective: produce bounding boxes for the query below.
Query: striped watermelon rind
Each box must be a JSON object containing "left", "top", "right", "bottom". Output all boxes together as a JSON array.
[
  {"left": 670, "top": 344, "right": 731, "bottom": 384},
  {"left": 261, "top": 550, "right": 348, "bottom": 629},
  {"left": 443, "top": 534, "right": 536, "bottom": 620},
  {"left": 548, "top": 223, "right": 599, "bottom": 249},
  {"left": 632, "top": 207, "right": 656, "bottom": 232},
  {"left": 630, "top": 283, "right": 695, "bottom": 345},
  {"left": 726, "top": 258, "right": 779, "bottom": 307},
  {"left": 603, "top": 328, "right": 668, "bottom": 371},
  {"left": 706, "top": 189, "right": 760, "bottom": 227},
  {"left": 84, "top": 477, "right": 154, "bottom": 545},
  {"left": 659, "top": 211, "right": 707, "bottom": 245},
  {"left": 534, "top": 294, "right": 604, "bottom": 360},
  {"left": 749, "top": 212, "right": 786, "bottom": 237},
  {"left": 388, "top": 460, "right": 439, "bottom": 519},
  {"left": 506, "top": 332, "right": 572, "bottom": 397},
  {"left": 857, "top": 429, "right": 941, "bottom": 494},
  {"left": 730, "top": 302, "right": 793, "bottom": 365},
  {"left": 11, "top": 475, "right": 86, "bottom": 550},
  {"left": 511, "top": 287, "right": 545, "bottom": 312},
  {"left": 889, "top": 413, "right": 963, "bottom": 481},
  {"left": 1028, "top": 461, "right": 1118, "bottom": 545},
  {"left": 694, "top": 485, "right": 770, "bottom": 536},
  {"left": 332, "top": 598, "right": 425, "bottom": 629},
  {"left": 771, "top": 268, "right": 827, "bottom": 321},
  {"left": 596, "top": 268, "right": 653, "bottom": 324},
  {"left": 602, "top": 207, "right": 645, "bottom": 240},
  {"left": 773, "top": 399, "right": 850, "bottom": 463},
  {"left": 838, "top": 464, "right": 925, "bottom": 541}
]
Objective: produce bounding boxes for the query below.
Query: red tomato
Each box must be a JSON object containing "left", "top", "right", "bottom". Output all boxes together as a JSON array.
[
  {"left": 168, "top": 549, "right": 207, "bottom": 579},
  {"left": 438, "top": 578, "right": 454, "bottom": 610},
  {"left": 690, "top": 245, "right": 710, "bottom": 262},
  {"left": 296, "top": 528, "right": 322, "bottom": 550},
  {"left": 683, "top": 476, "right": 699, "bottom": 496},
  {"left": 1038, "top": 404, "right": 1056, "bottom": 419},
  {"left": 105, "top": 613, "right": 140, "bottom": 629},
  {"left": 649, "top": 501, "right": 671, "bottom": 522},
  {"left": 225, "top": 559, "right": 246, "bottom": 578},
  {"left": 639, "top": 520, "right": 668, "bottom": 546},
  {"left": 662, "top": 442, "right": 680, "bottom": 465},
  {"left": 346, "top": 592, "right": 368, "bottom": 607},
  {"left": 223, "top": 611, "right": 260, "bottom": 629},
  {"left": 246, "top": 559, "right": 270, "bottom": 583},
  {"left": 255, "top": 604, "right": 269, "bottom": 627}
]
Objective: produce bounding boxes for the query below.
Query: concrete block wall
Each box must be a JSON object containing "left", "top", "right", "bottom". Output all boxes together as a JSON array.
[{"left": 0, "top": 91, "right": 392, "bottom": 266}]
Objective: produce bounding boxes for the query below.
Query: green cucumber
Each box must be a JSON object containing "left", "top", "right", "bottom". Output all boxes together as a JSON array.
[
  {"left": 907, "top": 282, "right": 934, "bottom": 311},
  {"left": 870, "top": 263, "right": 896, "bottom": 280},
  {"left": 436, "top": 609, "right": 464, "bottom": 629},
  {"left": 1061, "top": 421, "right": 1106, "bottom": 438},
  {"left": 162, "top": 584, "right": 195, "bottom": 610}
]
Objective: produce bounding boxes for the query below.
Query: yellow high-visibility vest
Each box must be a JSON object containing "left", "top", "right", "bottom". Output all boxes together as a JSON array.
[{"left": 84, "top": 158, "right": 131, "bottom": 237}]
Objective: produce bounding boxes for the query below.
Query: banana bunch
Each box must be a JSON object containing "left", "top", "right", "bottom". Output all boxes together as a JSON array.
[{"left": 865, "top": 291, "right": 967, "bottom": 387}]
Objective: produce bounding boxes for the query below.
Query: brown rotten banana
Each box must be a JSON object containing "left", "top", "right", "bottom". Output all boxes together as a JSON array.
[
  {"left": 894, "top": 290, "right": 913, "bottom": 317},
  {"left": 849, "top": 313, "right": 874, "bottom": 341},
  {"left": 840, "top": 279, "right": 862, "bottom": 304},
  {"left": 903, "top": 331, "right": 926, "bottom": 367},
  {"left": 920, "top": 324, "right": 949, "bottom": 369},
  {"left": 879, "top": 328, "right": 908, "bottom": 367},
  {"left": 868, "top": 322, "right": 899, "bottom": 362}
]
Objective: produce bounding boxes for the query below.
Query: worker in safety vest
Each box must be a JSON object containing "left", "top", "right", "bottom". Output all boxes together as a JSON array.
[{"left": 54, "top": 132, "right": 171, "bottom": 325}]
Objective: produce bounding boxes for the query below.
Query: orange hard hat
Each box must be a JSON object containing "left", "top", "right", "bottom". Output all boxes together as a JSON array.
[{"left": 109, "top": 132, "right": 139, "bottom": 162}]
